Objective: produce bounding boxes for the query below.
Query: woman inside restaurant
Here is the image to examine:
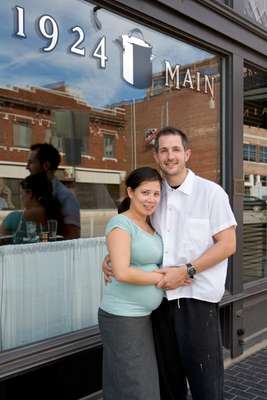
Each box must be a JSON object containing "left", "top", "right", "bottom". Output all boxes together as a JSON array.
[
  {"left": 98, "top": 166, "right": 164, "bottom": 400},
  {"left": 0, "top": 172, "right": 61, "bottom": 242}
]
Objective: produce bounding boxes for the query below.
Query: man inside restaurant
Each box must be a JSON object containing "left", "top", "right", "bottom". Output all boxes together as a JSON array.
[{"left": 27, "top": 143, "right": 81, "bottom": 239}]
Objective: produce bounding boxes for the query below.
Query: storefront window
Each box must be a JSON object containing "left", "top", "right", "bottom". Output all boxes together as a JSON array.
[
  {"left": 243, "top": 64, "right": 267, "bottom": 283},
  {"left": 0, "top": 0, "right": 222, "bottom": 348}
]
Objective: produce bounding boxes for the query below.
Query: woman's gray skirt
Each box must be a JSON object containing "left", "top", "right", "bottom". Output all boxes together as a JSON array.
[{"left": 98, "top": 308, "right": 160, "bottom": 400}]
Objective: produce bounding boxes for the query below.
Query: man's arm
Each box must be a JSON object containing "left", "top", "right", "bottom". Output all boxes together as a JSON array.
[
  {"left": 0, "top": 223, "right": 9, "bottom": 235},
  {"left": 157, "top": 226, "right": 236, "bottom": 289},
  {"left": 62, "top": 224, "right": 80, "bottom": 239}
]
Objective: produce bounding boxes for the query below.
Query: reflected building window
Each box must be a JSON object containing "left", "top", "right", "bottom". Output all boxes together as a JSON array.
[
  {"left": 259, "top": 146, "right": 267, "bottom": 163},
  {"left": 104, "top": 134, "right": 116, "bottom": 158},
  {"left": 45, "top": 128, "right": 64, "bottom": 153},
  {"left": 243, "top": 144, "right": 256, "bottom": 161},
  {"left": 13, "top": 121, "right": 32, "bottom": 148}
]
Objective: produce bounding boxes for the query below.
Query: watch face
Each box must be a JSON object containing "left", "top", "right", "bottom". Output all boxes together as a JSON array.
[{"left": 187, "top": 264, "right": 196, "bottom": 278}]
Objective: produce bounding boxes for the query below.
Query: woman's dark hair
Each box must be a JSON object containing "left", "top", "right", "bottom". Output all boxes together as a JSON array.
[
  {"left": 20, "top": 172, "right": 61, "bottom": 221},
  {"left": 118, "top": 167, "right": 162, "bottom": 213}
]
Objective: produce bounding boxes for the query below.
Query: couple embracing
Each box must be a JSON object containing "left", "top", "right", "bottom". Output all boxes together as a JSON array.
[{"left": 99, "top": 127, "right": 237, "bottom": 400}]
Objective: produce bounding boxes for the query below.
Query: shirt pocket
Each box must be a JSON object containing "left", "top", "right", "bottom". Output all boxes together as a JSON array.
[{"left": 186, "top": 218, "right": 210, "bottom": 248}]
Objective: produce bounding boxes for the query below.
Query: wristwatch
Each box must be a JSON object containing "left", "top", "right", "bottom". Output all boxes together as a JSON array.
[{"left": 186, "top": 263, "right": 197, "bottom": 279}]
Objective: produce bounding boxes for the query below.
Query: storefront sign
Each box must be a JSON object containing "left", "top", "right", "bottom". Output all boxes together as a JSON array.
[
  {"left": 118, "top": 29, "right": 152, "bottom": 89},
  {"left": 14, "top": 6, "right": 108, "bottom": 66},
  {"left": 13, "top": 5, "right": 215, "bottom": 96},
  {"left": 165, "top": 61, "right": 215, "bottom": 97}
]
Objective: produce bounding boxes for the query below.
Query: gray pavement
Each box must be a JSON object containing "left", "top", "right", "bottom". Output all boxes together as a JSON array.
[
  {"left": 187, "top": 346, "right": 267, "bottom": 399},
  {"left": 224, "top": 346, "right": 267, "bottom": 400}
]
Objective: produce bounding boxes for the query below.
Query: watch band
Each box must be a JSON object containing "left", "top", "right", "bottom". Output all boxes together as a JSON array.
[{"left": 186, "top": 263, "right": 197, "bottom": 279}]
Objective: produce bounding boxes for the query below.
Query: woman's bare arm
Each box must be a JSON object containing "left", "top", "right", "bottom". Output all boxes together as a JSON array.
[{"left": 107, "top": 228, "right": 161, "bottom": 285}]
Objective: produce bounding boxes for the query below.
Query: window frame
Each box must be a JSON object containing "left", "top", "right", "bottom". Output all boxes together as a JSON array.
[
  {"left": 103, "top": 133, "right": 116, "bottom": 159},
  {"left": 243, "top": 143, "right": 257, "bottom": 161},
  {"left": 13, "top": 121, "right": 32, "bottom": 148}
]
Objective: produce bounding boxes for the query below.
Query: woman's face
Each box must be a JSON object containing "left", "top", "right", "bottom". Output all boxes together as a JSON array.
[
  {"left": 20, "top": 188, "right": 33, "bottom": 209},
  {"left": 128, "top": 180, "right": 161, "bottom": 216}
]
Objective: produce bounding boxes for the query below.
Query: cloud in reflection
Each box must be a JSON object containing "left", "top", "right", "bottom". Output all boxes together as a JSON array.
[{"left": 0, "top": 0, "right": 218, "bottom": 107}]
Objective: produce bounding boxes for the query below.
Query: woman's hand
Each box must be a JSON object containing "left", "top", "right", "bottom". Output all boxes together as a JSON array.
[
  {"left": 156, "top": 266, "right": 192, "bottom": 290},
  {"left": 102, "top": 254, "right": 113, "bottom": 285}
]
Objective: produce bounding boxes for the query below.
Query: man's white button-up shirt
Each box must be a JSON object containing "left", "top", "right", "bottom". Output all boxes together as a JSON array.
[{"left": 151, "top": 169, "right": 237, "bottom": 303}]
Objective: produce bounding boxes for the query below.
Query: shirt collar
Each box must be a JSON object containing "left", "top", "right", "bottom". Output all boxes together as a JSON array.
[{"left": 163, "top": 169, "right": 195, "bottom": 195}]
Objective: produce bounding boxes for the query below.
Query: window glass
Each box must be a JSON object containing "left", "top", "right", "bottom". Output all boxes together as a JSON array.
[
  {"left": 243, "top": 64, "right": 267, "bottom": 283},
  {"left": 0, "top": 0, "right": 221, "bottom": 348},
  {"left": 259, "top": 146, "right": 267, "bottom": 163},
  {"left": 13, "top": 122, "right": 32, "bottom": 148},
  {"left": 243, "top": 144, "right": 256, "bottom": 161},
  {"left": 104, "top": 134, "right": 116, "bottom": 158},
  {"left": 0, "top": 0, "right": 221, "bottom": 235}
]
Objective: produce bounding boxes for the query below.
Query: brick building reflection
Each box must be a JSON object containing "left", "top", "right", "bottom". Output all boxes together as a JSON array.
[
  {"left": 0, "top": 58, "right": 239, "bottom": 236},
  {"left": 118, "top": 57, "right": 221, "bottom": 183},
  {"left": 0, "top": 83, "right": 127, "bottom": 212}
]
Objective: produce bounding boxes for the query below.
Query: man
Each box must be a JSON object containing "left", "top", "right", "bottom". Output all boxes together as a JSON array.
[
  {"left": 104, "top": 126, "right": 236, "bottom": 400},
  {"left": 27, "top": 143, "right": 80, "bottom": 239},
  {"left": 149, "top": 127, "right": 236, "bottom": 400}
]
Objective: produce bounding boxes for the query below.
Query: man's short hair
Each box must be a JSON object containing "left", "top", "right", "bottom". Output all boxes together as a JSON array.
[
  {"left": 154, "top": 126, "right": 189, "bottom": 152},
  {"left": 30, "top": 143, "right": 61, "bottom": 171}
]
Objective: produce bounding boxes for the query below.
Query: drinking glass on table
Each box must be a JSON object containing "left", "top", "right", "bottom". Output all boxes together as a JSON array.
[
  {"left": 48, "top": 219, "right": 58, "bottom": 240},
  {"left": 39, "top": 222, "right": 49, "bottom": 242}
]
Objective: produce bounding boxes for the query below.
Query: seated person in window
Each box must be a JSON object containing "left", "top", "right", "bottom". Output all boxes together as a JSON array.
[
  {"left": 0, "top": 178, "right": 15, "bottom": 209},
  {"left": 0, "top": 196, "right": 8, "bottom": 210},
  {"left": 0, "top": 173, "right": 62, "bottom": 242},
  {"left": 26, "top": 143, "right": 80, "bottom": 239}
]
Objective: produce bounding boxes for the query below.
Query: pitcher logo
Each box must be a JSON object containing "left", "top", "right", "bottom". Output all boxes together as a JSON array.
[{"left": 118, "top": 29, "right": 152, "bottom": 89}]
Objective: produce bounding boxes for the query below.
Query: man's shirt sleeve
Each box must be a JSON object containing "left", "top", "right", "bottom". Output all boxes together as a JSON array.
[{"left": 209, "top": 185, "right": 237, "bottom": 237}]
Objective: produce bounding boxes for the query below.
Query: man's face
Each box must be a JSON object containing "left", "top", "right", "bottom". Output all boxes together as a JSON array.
[
  {"left": 154, "top": 134, "right": 191, "bottom": 178},
  {"left": 26, "top": 150, "right": 43, "bottom": 175}
]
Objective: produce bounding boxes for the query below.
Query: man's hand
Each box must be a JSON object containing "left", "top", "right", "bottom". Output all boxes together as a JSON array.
[
  {"left": 156, "top": 266, "right": 192, "bottom": 290},
  {"left": 102, "top": 254, "right": 113, "bottom": 285}
]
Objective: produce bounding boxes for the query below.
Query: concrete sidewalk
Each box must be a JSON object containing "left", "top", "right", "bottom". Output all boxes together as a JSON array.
[
  {"left": 224, "top": 346, "right": 267, "bottom": 400},
  {"left": 187, "top": 344, "right": 267, "bottom": 399},
  {"left": 86, "top": 343, "right": 267, "bottom": 400}
]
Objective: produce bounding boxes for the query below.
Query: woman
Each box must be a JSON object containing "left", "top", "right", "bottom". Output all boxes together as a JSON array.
[
  {"left": 98, "top": 167, "right": 164, "bottom": 400},
  {"left": 0, "top": 172, "right": 61, "bottom": 242}
]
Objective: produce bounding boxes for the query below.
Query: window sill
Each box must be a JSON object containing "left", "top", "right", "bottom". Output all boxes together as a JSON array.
[
  {"left": 0, "top": 326, "right": 101, "bottom": 379},
  {"left": 220, "top": 278, "right": 267, "bottom": 305},
  {"left": 9, "top": 147, "right": 30, "bottom": 152},
  {"left": 102, "top": 157, "right": 117, "bottom": 162},
  {"left": 82, "top": 154, "right": 95, "bottom": 160}
]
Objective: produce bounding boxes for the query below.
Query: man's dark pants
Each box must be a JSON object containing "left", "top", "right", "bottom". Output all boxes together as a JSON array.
[{"left": 152, "top": 297, "right": 224, "bottom": 400}]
